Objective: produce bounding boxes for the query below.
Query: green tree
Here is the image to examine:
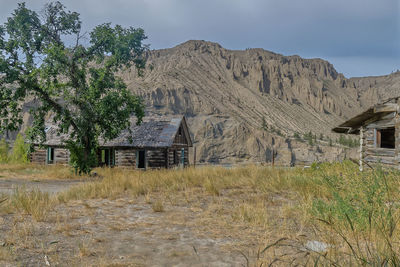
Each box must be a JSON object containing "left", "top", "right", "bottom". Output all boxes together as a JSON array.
[
  {"left": 0, "top": 2, "right": 147, "bottom": 174},
  {"left": 0, "top": 138, "right": 9, "bottom": 163},
  {"left": 10, "top": 133, "right": 29, "bottom": 163},
  {"left": 304, "top": 131, "right": 313, "bottom": 146}
]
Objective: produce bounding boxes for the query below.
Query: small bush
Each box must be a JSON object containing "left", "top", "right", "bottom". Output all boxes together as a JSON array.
[
  {"left": 10, "top": 187, "right": 54, "bottom": 221},
  {"left": 10, "top": 133, "right": 29, "bottom": 164},
  {"left": 152, "top": 200, "right": 164, "bottom": 212},
  {"left": 0, "top": 138, "right": 9, "bottom": 163},
  {"left": 311, "top": 167, "right": 400, "bottom": 265}
]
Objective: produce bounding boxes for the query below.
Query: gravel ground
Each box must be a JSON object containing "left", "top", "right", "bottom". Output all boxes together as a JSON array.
[{"left": 0, "top": 178, "right": 84, "bottom": 195}]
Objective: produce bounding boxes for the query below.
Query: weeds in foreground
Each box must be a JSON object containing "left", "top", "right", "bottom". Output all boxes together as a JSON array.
[
  {"left": 152, "top": 200, "right": 164, "bottom": 212},
  {"left": 0, "top": 246, "right": 13, "bottom": 261},
  {"left": 310, "top": 166, "right": 400, "bottom": 266},
  {"left": 8, "top": 187, "right": 54, "bottom": 221},
  {"left": 0, "top": 161, "right": 400, "bottom": 265}
]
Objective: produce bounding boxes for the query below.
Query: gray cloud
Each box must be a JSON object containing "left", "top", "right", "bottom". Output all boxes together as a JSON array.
[{"left": 0, "top": 0, "right": 399, "bottom": 77}]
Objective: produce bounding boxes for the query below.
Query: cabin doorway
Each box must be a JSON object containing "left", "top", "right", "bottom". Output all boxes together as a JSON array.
[
  {"left": 137, "top": 150, "right": 146, "bottom": 169},
  {"left": 180, "top": 148, "right": 185, "bottom": 167},
  {"left": 47, "top": 147, "right": 54, "bottom": 164},
  {"left": 100, "top": 148, "right": 113, "bottom": 166}
]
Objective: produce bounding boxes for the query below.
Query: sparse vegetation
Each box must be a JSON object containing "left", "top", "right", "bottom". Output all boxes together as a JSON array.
[
  {"left": 10, "top": 133, "right": 29, "bottom": 164},
  {"left": 304, "top": 131, "right": 314, "bottom": 145},
  {"left": 0, "top": 138, "right": 9, "bottom": 163},
  {"left": 0, "top": 162, "right": 399, "bottom": 265},
  {"left": 338, "top": 134, "right": 359, "bottom": 147},
  {"left": 152, "top": 200, "right": 164, "bottom": 212},
  {"left": 261, "top": 116, "right": 268, "bottom": 131}
]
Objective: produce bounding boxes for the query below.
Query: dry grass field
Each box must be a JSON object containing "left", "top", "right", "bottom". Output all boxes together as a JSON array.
[{"left": 0, "top": 162, "right": 399, "bottom": 266}]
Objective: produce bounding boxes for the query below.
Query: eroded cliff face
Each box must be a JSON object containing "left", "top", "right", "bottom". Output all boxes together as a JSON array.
[
  {"left": 14, "top": 40, "right": 400, "bottom": 165},
  {"left": 116, "top": 40, "right": 399, "bottom": 165}
]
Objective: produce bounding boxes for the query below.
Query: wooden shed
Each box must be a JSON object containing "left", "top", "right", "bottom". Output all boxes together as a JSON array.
[
  {"left": 30, "top": 116, "right": 193, "bottom": 169},
  {"left": 332, "top": 97, "right": 400, "bottom": 170}
]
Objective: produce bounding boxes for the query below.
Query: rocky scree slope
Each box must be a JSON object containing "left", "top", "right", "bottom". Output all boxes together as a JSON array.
[
  {"left": 12, "top": 40, "right": 400, "bottom": 165},
  {"left": 118, "top": 40, "right": 399, "bottom": 165}
]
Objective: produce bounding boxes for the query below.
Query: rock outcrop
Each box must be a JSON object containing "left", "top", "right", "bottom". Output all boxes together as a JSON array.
[
  {"left": 12, "top": 40, "right": 400, "bottom": 165},
  {"left": 116, "top": 40, "right": 399, "bottom": 165}
]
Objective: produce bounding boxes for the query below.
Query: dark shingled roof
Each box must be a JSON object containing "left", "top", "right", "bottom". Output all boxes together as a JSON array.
[{"left": 40, "top": 115, "right": 192, "bottom": 148}]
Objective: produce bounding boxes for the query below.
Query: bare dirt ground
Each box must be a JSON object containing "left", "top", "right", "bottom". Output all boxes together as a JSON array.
[
  {"left": 0, "top": 188, "right": 280, "bottom": 266},
  {"left": 0, "top": 178, "right": 84, "bottom": 195}
]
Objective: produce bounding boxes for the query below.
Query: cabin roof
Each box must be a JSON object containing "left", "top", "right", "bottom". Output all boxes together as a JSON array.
[
  {"left": 40, "top": 115, "right": 193, "bottom": 148},
  {"left": 332, "top": 96, "right": 400, "bottom": 134}
]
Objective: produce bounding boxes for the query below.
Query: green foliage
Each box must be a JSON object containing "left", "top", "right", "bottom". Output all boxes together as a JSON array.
[
  {"left": 66, "top": 141, "right": 97, "bottom": 175},
  {"left": 293, "top": 132, "right": 300, "bottom": 140},
  {"left": 0, "top": 2, "right": 147, "bottom": 174},
  {"left": 303, "top": 131, "right": 314, "bottom": 145},
  {"left": 312, "top": 166, "right": 400, "bottom": 264},
  {"left": 338, "top": 134, "right": 358, "bottom": 147},
  {"left": 0, "top": 138, "right": 9, "bottom": 163},
  {"left": 10, "top": 133, "right": 29, "bottom": 163}
]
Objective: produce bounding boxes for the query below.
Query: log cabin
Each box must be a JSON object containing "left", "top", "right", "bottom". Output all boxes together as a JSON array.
[
  {"left": 332, "top": 97, "right": 400, "bottom": 171},
  {"left": 30, "top": 116, "right": 193, "bottom": 169}
]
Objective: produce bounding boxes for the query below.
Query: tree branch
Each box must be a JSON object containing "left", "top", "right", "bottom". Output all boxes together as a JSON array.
[{"left": 31, "top": 84, "right": 79, "bottom": 133}]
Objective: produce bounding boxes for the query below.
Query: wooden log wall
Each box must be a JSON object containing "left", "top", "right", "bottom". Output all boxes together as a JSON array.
[
  {"left": 54, "top": 148, "right": 69, "bottom": 164},
  {"left": 30, "top": 147, "right": 46, "bottom": 164},
  {"left": 30, "top": 147, "right": 70, "bottom": 165},
  {"left": 362, "top": 112, "right": 399, "bottom": 167},
  {"left": 168, "top": 146, "right": 189, "bottom": 168},
  {"left": 115, "top": 148, "right": 135, "bottom": 167},
  {"left": 147, "top": 149, "right": 167, "bottom": 169}
]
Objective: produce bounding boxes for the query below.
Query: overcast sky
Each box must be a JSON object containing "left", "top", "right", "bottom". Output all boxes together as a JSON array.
[{"left": 1, "top": 0, "right": 399, "bottom": 78}]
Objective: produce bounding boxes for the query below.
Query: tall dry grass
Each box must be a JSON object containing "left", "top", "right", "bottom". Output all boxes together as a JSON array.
[
  {"left": 0, "top": 163, "right": 89, "bottom": 180},
  {"left": 0, "top": 161, "right": 399, "bottom": 265}
]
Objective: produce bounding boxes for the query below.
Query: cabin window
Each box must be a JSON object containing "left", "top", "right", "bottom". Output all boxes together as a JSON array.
[
  {"left": 178, "top": 127, "right": 182, "bottom": 136},
  {"left": 375, "top": 127, "right": 395, "bottom": 149},
  {"left": 137, "top": 150, "right": 146, "bottom": 169},
  {"left": 47, "top": 147, "right": 54, "bottom": 164}
]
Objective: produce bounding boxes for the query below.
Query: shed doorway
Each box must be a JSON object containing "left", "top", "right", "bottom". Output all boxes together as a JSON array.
[{"left": 137, "top": 150, "right": 146, "bottom": 169}]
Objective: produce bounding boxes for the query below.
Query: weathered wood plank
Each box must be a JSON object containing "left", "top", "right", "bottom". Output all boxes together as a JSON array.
[{"left": 365, "top": 148, "right": 396, "bottom": 157}]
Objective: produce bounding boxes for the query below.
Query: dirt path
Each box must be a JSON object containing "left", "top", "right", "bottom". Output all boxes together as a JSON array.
[
  {"left": 0, "top": 190, "right": 276, "bottom": 266},
  {"left": 0, "top": 178, "right": 84, "bottom": 195}
]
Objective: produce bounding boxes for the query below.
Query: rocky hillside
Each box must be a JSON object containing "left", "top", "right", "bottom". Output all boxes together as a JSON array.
[
  {"left": 116, "top": 40, "right": 399, "bottom": 165},
  {"left": 10, "top": 40, "right": 399, "bottom": 165}
]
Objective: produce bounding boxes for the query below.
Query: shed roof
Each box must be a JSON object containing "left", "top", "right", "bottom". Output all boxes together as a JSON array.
[
  {"left": 332, "top": 97, "right": 400, "bottom": 134},
  {"left": 41, "top": 115, "right": 192, "bottom": 148}
]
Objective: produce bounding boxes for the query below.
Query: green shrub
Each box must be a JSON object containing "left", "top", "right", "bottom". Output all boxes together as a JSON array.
[
  {"left": 338, "top": 134, "right": 358, "bottom": 147},
  {"left": 312, "top": 167, "right": 400, "bottom": 265},
  {"left": 10, "top": 133, "right": 29, "bottom": 163},
  {"left": 0, "top": 138, "right": 9, "bottom": 163}
]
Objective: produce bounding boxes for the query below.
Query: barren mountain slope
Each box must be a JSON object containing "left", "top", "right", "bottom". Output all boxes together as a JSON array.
[
  {"left": 12, "top": 40, "right": 399, "bottom": 165},
  {"left": 118, "top": 40, "right": 399, "bottom": 164}
]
